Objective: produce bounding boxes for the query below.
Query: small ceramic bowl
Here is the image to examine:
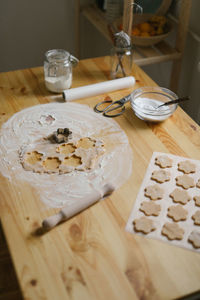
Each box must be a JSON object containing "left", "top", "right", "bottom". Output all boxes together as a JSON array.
[{"left": 130, "top": 86, "right": 178, "bottom": 122}]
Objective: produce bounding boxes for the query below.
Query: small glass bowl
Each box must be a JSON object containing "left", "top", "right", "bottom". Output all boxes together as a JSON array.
[{"left": 130, "top": 86, "right": 178, "bottom": 122}]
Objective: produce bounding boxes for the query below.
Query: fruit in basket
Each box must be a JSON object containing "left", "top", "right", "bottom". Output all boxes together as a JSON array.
[{"left": 131, "top": 15, "right": 168, "bottom": 37}]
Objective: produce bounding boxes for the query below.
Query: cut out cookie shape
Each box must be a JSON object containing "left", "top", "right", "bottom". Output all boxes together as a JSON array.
[
  {"left": 161, "top": 222, "right": 184, "bottom": 240},
  {"left": 194, "top": 196, "right": 200, "bottom": 207},
  {"left": 167, "top": 205, "right": 188, "bottom": 222},
  {"left": 43, "top": 157, "right": 61, "bottom": 171},
  {"left": 25, "top": 151, "right": 43, "bottom": 165},
  {"left": 188, "top": 231, "right": 200, "bottom": 248},
  {"left": 144, "top": 184, "right": 164, "bottom": 200},
  {"left": 62, "top": 155, "right": 82, "bottom": 167},
  {"left": 196, "top": 179, "right": 200, "bottom": 188},
  {"left": 20, "top": 136, "right": 105, "bottom": 174},
  {"left": 177, "top": 160, "right": 196, "bottom": 174},
  {"left": 155, "top": 155, "right": 173, "bottom": 168},
  {"left": 192, "top": 211, "right": 200, "bottom": 225},
  {"left": 170, "top": 188, "right": 191, "bottom": 205},
  {"left": 175, "top": 175, "right": 195, "bottom": 189},
  {"left": 56, "top": 143, "right": 76, "bottom": 155},
  {"left": 133, "top": 216, "right": 156, "bottom": 234},
  {"left": 151, "top": 170, "right": 170, "bottom": 183},
  {"left": 39, "top": 114, "right": 55, "bottom": 125},
  {"left": 76, "top": 137, "right": 96, "bottom": 149},
  {"left": 140, "top": 201, "right": 161, "bottom": 216}
]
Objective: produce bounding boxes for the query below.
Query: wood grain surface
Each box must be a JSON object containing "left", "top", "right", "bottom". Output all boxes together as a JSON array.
[{"left": 0, "top": 56, "right": 200, "bottom": 300}]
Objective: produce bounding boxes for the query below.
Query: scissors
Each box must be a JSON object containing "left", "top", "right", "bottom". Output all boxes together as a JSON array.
[{"left": 94, "top": 94, "right": 131, "bottom": 117}]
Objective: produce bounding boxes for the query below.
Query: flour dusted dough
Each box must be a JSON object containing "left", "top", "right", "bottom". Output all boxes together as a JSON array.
[
  {"left": 21, "top": 137, "right": 104, "bottom": 174},
  {"left": 0, "top": 102, "right": 132, "bottom": 208}
]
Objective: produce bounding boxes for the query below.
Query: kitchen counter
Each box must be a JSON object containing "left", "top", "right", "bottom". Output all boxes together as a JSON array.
[{"left": 0, "top": 56, "right": 200, "bottom": 300}]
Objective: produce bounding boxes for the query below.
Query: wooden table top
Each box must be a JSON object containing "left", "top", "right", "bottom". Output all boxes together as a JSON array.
[{"left": 0, "top": 56, "right": 200, "bottom": 300}]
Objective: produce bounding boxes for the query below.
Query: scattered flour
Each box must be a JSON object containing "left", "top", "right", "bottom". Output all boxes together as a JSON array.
[{"left": 0, "top": 102, "right": 132, "bottom": 208}]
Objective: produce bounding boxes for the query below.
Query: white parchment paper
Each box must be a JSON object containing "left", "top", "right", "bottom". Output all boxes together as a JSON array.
[{"left": 126, "top": 152, "right": 200, "bottom": 253}]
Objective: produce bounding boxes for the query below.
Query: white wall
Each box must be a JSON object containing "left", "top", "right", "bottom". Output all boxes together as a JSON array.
[{"left": 0, "top": 0, "right": 76, "bottom": 72}]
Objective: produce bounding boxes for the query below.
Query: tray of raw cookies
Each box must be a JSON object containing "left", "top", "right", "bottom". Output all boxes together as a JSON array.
[{"left": 126, "top": 152, "right": 200, "bottom": 252}]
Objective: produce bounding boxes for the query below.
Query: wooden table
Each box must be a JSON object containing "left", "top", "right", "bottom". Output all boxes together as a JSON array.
[{"left": 0, "top": 56, "right": 200, "bottom": 300}]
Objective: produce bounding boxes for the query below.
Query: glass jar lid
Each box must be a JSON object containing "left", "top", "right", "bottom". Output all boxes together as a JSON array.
[
  {"left": 45, "top": 49, "right": 79, "bottom": 66},
  {"left": 45, "top": 49, "right": 70, "bottom": 63}
]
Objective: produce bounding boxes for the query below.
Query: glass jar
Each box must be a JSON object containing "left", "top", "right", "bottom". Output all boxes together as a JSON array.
[
  {"left": 44, "top": 49, "right": 79, "bottom": 93},
  {"left": 110, "top": 46, "right": 133, "bottom": 79}
]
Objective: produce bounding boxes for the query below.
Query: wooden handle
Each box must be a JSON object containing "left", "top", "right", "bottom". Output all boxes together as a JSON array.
[
  {"left": 42, "top": 183, "right": 115, "bottom": 230},
  {"left": 122, "top": 0, "right": 133, "bottom": 37}
]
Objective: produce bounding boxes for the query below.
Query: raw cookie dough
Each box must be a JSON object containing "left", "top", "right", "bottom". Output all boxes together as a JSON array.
[
  {"left": 126, "top": 152, "right": 200, "bottom": 253},
  {"left": 196, "top": 179, "right": 200, "bottom": 188},
  {"left": 175, "top": 175, "right": 195, "bottom": 189},
  {"left": 25, "top": 151, "right": 43, "bottom": 165},
  {"left": 133, "top": 216, "right": 156, "bottom": 234},
  {"left": 0, "top": 102, "right": 133, "bottom": 208},
  {"left": 177, "top": 160, "right": 196, "bottom": 174},
  {"left": 192, "top": 211, "right": 200, "bottom": 225},
  {"left": 76, "top": 137, "right": 96, "bottom": 149},
  {"left": 161, "top": 222, "right": 184, "bottom": 240},
  {"left": 188, "top": 231, "right": 200, "bottom": 248},
  {"left": 194, "top": 196, "right": 200, "bottom": 207},
  {"left": 144, "top": 184, "right": 164, "bottom": 200},
  {"left": 170, "top": 188, "right": 191, "bottom": 205},
  {"left": 155, "top": 155, "right": 173, "bottom": 168},
  {"left": 151, "top": 170, "right": 170, "bottom": 183},
  {"left": 167, "top": 205, "right": 188, "bottom": 222},
  {"left": 21, "top": 137, "right": 105, "bottom": 174},
  {"left": 56, "top": 143, "right": 76, "bottom": 155},
  {"left": 140, "top": 201, "right": 161, "bottom": 216},
  {"left": 43, "top": 157, "right": 61, "bottom": 171}
]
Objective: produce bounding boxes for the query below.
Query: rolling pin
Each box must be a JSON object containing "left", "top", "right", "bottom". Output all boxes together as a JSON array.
[
  {"left": 42, "top": 183, "right": 115, "bottom": 230},
  {"left": 62, "top": 76, "right": 135, "bottom": 101}
]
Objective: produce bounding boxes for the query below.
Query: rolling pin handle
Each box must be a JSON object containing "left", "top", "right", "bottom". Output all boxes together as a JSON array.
[
  {"left": 42, "top": 183, "right": 115, "bottom": 230},
  {"left": 42, "top": 212, "right": 64, "bottom": 230}
]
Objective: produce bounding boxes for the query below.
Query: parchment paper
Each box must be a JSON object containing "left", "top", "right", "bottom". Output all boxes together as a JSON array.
[{"left": 126, "top": 152, "right": 200, "bottom": 253}]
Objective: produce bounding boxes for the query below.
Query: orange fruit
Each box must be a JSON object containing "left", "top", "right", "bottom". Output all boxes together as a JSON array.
[
  {"left": 138, "top": 22, "right": 151, "bottom": 33},
  {"left": 140, "top": 32, "right": 151, "bottom": 37},
  {"left": 132, "top": 27, "right": 140, "bottom": 36}
]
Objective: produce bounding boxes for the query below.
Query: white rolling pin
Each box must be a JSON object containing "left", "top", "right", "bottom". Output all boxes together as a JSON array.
[
  {"left": 42, "top": 183, "right": 115, "bottom": 230},
  {"left": 62, "top": 76, "right": 135, "bottom": 101}
]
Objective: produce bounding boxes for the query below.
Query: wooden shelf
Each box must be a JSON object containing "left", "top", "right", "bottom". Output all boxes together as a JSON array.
[{"left": 81, "top": 4, "right": 181, "bottom": 67}]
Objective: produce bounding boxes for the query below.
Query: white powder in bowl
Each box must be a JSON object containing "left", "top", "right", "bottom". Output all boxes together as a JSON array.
[{"left": 131, "top": 97, "right": 175, "bottom": 122}]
